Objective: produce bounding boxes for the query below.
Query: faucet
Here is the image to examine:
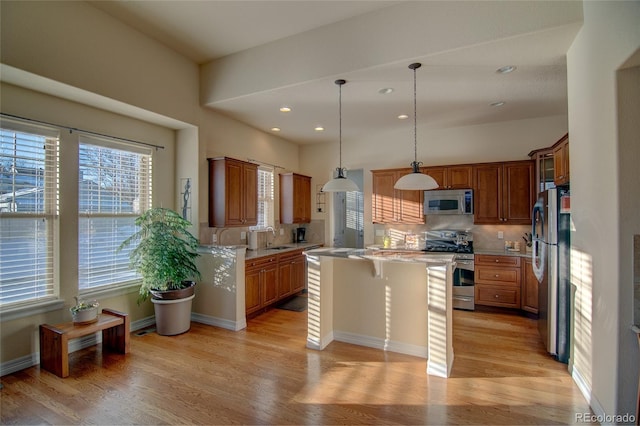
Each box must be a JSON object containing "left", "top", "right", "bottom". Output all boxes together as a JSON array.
[{"left": 265, "top": 226, "right": 276, "bottom": 247}]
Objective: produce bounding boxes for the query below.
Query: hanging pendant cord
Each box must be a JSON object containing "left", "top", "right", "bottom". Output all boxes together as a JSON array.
[
  {"left": 413, "top": 65, "right": 418, "bottom": 164},
  {"left": 339, "top": 80, "right": 343, "bottom": 170}
]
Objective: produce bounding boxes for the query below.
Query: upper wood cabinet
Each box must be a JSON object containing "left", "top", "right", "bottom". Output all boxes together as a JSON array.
[
  {"left": 553, "top": 135, "right": 570, "bottom": 186},
  {"left": 473, "top": 160, "right": 534, "bottom": 225},
  {"left": 422, "top": 165, "right": 473, "bottom": 190},
  {"left": 280, "top": 173, "right": 311, "bottom": 224},
  {"left": 371, "top": 168, "right": 424, "bottom": 224},
  {"left": 208, "top": 157, "right": 258, "bottom": 228}
]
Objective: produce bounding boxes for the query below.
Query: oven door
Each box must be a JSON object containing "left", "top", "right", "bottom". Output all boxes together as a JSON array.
[{"left": 453, "top": 259, "right": 475, "bottom": 310}]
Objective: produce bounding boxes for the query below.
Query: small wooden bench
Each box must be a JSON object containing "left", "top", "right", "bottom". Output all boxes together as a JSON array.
[{"left": 39, "top": 308, "right": 130, "bottom": 378}]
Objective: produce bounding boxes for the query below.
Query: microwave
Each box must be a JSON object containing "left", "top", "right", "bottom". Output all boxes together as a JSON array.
[{"left": 424, "top": 189, "right": 473, "bottom": 215}]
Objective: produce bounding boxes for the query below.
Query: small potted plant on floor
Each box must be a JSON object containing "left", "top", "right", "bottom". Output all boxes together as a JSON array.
[{"left": 119, "top": 207, "right": 201, "bottom": 335}]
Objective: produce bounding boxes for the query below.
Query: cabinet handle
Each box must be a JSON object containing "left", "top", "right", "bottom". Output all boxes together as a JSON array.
[
  {"left": 495, "top": 259, "right": 500, "bottom": 263},
  {"left": 495, "top": 274, "right": 500, "bottom": 278},
  {"left": 495, "top": 294, "right": 500, "bottom": 298}
]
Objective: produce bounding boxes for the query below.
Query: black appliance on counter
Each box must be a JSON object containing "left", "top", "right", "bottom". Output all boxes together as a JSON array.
[
  {"left": 423, "top": 230, "right": 475, "bottom": 310},
  {"left": 295, "top": 227, "right": 306, "bottom": 243}
]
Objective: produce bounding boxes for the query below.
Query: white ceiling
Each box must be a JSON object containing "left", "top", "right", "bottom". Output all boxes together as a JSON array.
[{"left": 89, "top": 1, "right": 583, "bottom": 145}]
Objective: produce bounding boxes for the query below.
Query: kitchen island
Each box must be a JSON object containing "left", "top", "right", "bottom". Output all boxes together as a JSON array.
[{"left": 304, "top": 247, "right": 456, "bottom": 378}]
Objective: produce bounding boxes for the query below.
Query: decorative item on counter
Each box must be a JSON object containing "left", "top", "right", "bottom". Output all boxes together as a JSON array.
[
  {"left": 523, "top": 232, "right": 533, "bottom": 252},
  {"left": 70, "top": 296, "right": 99, "bottom": 324},
  {"left": 383, "top": 232, "right": 391, "bottom": 248},
  {"left": 404, "top": 231, "right": 420, "bottom": 250}
]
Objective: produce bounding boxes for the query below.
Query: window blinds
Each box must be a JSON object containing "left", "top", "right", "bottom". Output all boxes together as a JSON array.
[
  {"left": 78, "top": 138, "right": 152, "bottom": 290},
  {"left": 0, "top": 127, "right": 59, "bottom": 305}
]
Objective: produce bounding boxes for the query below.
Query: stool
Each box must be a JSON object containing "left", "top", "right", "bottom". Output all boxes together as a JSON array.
[{"left": 39, "top": 308, "right": 130, "bottom": 378}]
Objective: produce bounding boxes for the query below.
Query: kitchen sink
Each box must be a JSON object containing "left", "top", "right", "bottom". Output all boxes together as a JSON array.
[{"left": 267, "top": 245, "right": 293, "bottom": 250}]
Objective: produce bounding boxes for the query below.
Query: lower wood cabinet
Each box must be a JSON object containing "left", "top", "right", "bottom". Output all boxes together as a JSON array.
[
  {"left": 474, "top": 254, "right": 521, "bottom": 309},
  {"left": 278, "top": 249, "right": 306, "bottom": 298},
  {"left": 246, "top": 249, "right": 307, "bottom": 315},
  {"left": 521, "top": 257, "right": 539, "bottom": 314},
  {"left": 245, "top": 255, "right": 278, "bottom": 315}
]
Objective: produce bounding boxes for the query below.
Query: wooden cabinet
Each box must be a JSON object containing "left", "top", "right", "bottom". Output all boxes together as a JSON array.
[
  {"left": 474, "top": 254, "right": 521, "bottom": 309},
  {"left": 521, "top": 257, "right": 539, "bottom": 314},
  {"left": 245, "top": 255, "right": 279, "bottom": 315},
  {"left": 278, "top": 249, "right": 306, "bottom": 298},
  {"left": 422, "top": 165, "right": 473, "bottom": 189},
  {"left": 208, "top": 157, "right": 258, "bottom": 227},
  {"left": 280, "top": 173, "right": 311, "bottom": 224},
  {"left": 473, "top": 160, "right": 534, "bottom": 225},
  {"left": 553, "top": 135, "right": 570, "bottom": 186},
  {"left": 371, "top": 168, "right": 424, "bottom": 224}
]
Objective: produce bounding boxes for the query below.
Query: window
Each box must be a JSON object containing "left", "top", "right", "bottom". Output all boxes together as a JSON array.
[
  {"left": 253, "top": 166, "right": 274, "bottom": 229},
  {"left": 0, "top": 125, "right": 59, "bottom": 306},
  {"left": 78, "top": 137, "right": 152, "bottom": 291}
]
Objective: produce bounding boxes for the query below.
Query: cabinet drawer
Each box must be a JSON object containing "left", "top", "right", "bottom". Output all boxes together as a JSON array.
[
  {"left": 475, "top": 265, "right": 520, "bottom": 286},
  {"left": 246, "top": 255, "right": 278, "bottom": 270},
  {"left": 278, "top": 249, "right": 305, "bottom": 262},
  {"left": 475, "top": 254, "right": 521, "bottom": 267},
  {"left": 475, "top": 285, "right": 521, "bottom": 308}
]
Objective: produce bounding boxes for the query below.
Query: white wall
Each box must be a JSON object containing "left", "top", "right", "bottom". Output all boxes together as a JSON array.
[{"left": 567, "top": 0, "right": 640, "bottom": 417}]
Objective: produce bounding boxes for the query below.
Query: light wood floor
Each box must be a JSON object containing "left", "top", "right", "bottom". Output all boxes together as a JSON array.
[{"left": 1, "top": 307, "right": 593, "bottom": 425}]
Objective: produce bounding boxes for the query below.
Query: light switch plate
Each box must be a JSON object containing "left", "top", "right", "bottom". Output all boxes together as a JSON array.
[
  {"left": 498, "top": 231, "right": 504, "bottom": 239},
  {"left": 280, "top": 228, "right": 284, "bottom": 235},
  {"left": 240, "top": 231, "right": 246, "bottom": 240}
]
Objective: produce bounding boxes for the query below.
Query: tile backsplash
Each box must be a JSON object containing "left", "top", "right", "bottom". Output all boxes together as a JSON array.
[
  {"left": 199, "top": 220, "right": 325, "bottom": 248},
  {"left": 373, "top": 215, "right": 531, "bottom": 253}
]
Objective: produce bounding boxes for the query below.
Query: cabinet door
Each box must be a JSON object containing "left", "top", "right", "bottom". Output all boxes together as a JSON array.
[
  {"left": 422, "top": 167, "right": 446, "bottom": 188},
  {"left": 372, "top": 171, "right": 397, "bottom": 223},
  {"left": 447, "top": 166, "right": 473, "bottom": 189},
  {"left": 245, "top": 268, "right": 261, "bottom": 314},
  {"left": 278, "top": 261, "right": 293, "bottom": 298},
  {"left": 261, "top": 263, "right": 278, "bottom": 306},
  {"left": 293, "top": 174, "right": 311, "bottom": 223},
  {"left": 553, "top": 140, "right": 569, "bottom": 186},
  {"left": 291, "top": 255, "right": 307, "bottom": 293},
  {"left": 522, "top": 258, "right": 539, "bottom": 314},
  {"left": 473, "top": 164, "right": 502, "bottom": 224},
  {"left": 502, "top": 161, "right": 534, "bottom": 224},
  {"left": 395, "top": 170, "right": 424, "bottom": 224},
  {"left": 243, "top": 163, "right": 258, "bottom": 226},
  {"left": 225, "top": 160, "right": 245, "bottom": 226}
]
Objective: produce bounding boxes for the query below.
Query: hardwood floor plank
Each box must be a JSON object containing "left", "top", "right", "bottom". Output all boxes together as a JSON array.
[{"left": 1, "top": 308, "right": 593, "bottom": 425}]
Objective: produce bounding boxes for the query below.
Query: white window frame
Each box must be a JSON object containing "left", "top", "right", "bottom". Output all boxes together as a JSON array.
[
  {"left": 0, "top": 122, "right": 60, "bottom": 309},
  {"left": 251, "top": 166, "right": 274, "bottom": 230},
  {"left": 78, "top": 135, "right": 152, "bottom": 294}
]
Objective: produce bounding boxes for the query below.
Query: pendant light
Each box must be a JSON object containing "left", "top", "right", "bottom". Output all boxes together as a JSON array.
[
  {"left": 322, "top": 79, "right": 359, "bottom": 192},
  {"left": 394, "top": 63, "right": 439, "bottom": 190}
]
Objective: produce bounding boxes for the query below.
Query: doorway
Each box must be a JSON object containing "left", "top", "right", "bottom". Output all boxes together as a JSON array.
[{"left": 332, "top": 169, "right": 364, "bottom": 248}]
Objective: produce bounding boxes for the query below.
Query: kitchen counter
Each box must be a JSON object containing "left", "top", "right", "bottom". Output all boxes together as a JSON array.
[
  {"left": 305, "top": 247, "right": 455, "bottom": 378},
  {"left": 474, "top": 248, "right": 533, "bottom": 258},
  {"left": 245, "top": 242, "right": 323, "bottom": 260}
]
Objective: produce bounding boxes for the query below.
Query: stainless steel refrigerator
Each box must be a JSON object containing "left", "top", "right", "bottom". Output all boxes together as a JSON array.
[{"left": 532, "top": 186, "right": 571, "bottom": 363}]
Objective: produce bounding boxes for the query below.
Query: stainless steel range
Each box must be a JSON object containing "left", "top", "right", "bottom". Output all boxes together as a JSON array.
[{"left": 423, "top": 230, "right": 475, "bottom": 310}]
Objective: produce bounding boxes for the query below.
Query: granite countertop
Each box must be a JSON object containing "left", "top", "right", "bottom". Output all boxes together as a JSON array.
[
  {"left": 245, "top": 242, "right": 323, "bottom": 260},
  {"left": 473, "top": 248, "right": 533, "bottom": 258},
  {"left": 305, "top": 247, "right": 455, "bottom": 265}
]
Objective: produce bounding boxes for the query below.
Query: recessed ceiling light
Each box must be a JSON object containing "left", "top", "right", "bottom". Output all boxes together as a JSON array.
[
  {"left": 378, "top": 88, "right": 394, "bottom": 95},
  {"left": 314, "top": 126, "right": 324, "bottom": 132},
  {"left": 270, "top": 127, "right": 281, "bottom": 132},
  {"left": 496, "top": 65, "right": 516, "bottom": 74},
  {"left": 279, "top": 106, "right": 292, "bottom": 113},
  {"left": 398, "top": 114, "right": 409, "bottom": 120},
  {"left": 490, "top": 101, "right": 506, "bottom": 107}
]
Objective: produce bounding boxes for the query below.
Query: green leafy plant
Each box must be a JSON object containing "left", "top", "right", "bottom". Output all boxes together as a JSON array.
[
  {"left": 70, "top": 296, "right": 99, "bottom": 314},
  {"left": 119, "top": 207, "right": 201, "bottom": 304}
]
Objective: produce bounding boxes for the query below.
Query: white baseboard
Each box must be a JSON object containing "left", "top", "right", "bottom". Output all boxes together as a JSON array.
[
  {"left": 190, "top": 312, "right": 245, "bottom": 331},
  {"left": 333, "top": 330, "right": 428, "bottom": 359},
  {"left": 572, "top": 366, "right": 605, "bottom": 420}
]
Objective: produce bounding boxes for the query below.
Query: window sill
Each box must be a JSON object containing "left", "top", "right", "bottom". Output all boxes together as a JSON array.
[
  {"left": 0, "top": 298, "right": 65, "bottom": 322},
  {"left": 79, "top": 281, "right": 141, "bottom": 301}
]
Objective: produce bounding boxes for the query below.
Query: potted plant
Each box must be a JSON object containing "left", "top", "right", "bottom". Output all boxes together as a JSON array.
[
  {"left": 119, "top": 207, "right": 201, "bottom": 335},
  {"left": 70, "top": 296, "right": 100, "bottom": 324}
]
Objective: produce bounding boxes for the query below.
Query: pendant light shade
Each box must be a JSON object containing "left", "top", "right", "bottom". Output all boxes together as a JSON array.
[
  {"left": 394, "top": 63, "right": 439, "bottom": 191},
  {"left": 322, "top": 79, "right": 359, "bottom": 193}
]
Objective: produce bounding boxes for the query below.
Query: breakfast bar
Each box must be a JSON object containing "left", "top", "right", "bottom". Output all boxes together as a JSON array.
[{"left": 304, "top": 247, "right": 456, "bottom": 378}]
